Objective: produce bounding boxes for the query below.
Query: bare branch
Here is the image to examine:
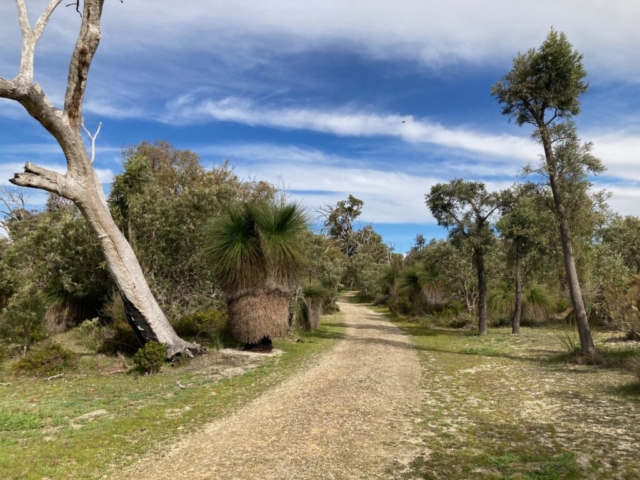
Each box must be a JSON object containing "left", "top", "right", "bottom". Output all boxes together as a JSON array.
[
  {"left": 33, "top": 0, "right": 64, "bottom": 43},
  {"left": 13, "top": 0, "right": 64, "bottom": 83},
  {"left": 15, "top": 0, "right": 33, "bottom": 80},
  {"left": 0, "top": 77, "right": 16, "bottom": 98},
  {"left": 64, "top": 0, "right": 105, "bottom": 128},
  {"left": 8, "top": 162, "right": 67, "bottom": 197},
  {"left": 82, "top": 120, "right": 102, "bottom": 163}
]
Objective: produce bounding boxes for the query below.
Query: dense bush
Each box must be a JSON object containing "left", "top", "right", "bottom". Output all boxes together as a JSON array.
[
  {"left": 0, "top": 285, "right": 47, "bottom": 348},
  {"left": 132, "top": 341, "right": 166, "bottom": 374},
  {"left": 171, "top": 308, "right": 227, "bottom": 346},
  {"left": 11, "top": 342, "right": 77, "bottom": 377}
]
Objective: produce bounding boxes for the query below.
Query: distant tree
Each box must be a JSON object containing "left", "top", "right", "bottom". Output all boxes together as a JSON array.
[
  {"left": 426, "top": 179, "right": 500, "bottom": 335},
  {"left": 601, "top": 216, "right": 640, "bottom": 274},
  {"left": 0, "top": 1, "right": 198, "bottom": 358},
  {"left": 498, "top": 187, "right": 552, "bottom": 333},
  {"left": 319, "top": 195, "right": 364, "bottom": 257},
  {"left": 203, "top": 202, "right": 307, "bottom": 350},
  {"left": 492, "top": 29, "right": 602, "bottom": 356}
]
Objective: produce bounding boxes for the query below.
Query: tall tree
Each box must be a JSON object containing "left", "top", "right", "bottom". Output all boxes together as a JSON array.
[
  {"left": 426, "top": 179, "right": 500, "bottom": 335},
  {"left": 492, "top": 29, "right": 599, "bottom": 355},
  {"left": 0, "top": 1, "right": 198, "bottom": 357}
]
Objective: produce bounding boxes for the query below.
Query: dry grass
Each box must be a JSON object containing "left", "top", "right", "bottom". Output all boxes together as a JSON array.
[{"left": 227, "top": 291, "right": 290, "bottom": 344}]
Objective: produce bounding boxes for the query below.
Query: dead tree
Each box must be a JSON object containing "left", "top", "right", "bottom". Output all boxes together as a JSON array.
[{"left": 0, "top": 0, "right": 200, "bottom": 358}]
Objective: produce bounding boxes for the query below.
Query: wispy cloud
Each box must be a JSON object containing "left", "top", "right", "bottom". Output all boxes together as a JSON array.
[{"left": 167, "top": 96, "right": 538, "bottom": 161}]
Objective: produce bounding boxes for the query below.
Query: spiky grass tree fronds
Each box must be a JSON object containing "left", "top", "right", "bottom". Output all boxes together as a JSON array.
[
  {"left": 256, "top": 202, "right": 308, "bottom": 289},
  {"left": 203, "top": 201, "right": 308, "bottom": 344},
  {"left": 418, "top": 268, "right": 444, "bottom": 305},
  {"left": 524, "top": 285, "right": 555, "bottom": 323},
  {"left": 203, "top": 205, "right": 265, "bottom": 293},
  {"left": 398, "top": 268, "right": 421, "bottom": 299},
  {"left": 301, "top": 281, "right": 328, "bottom": 330},
  {"left": 488, "top": 282, "right": 514, "bottom": 317},
  {"left": 379, "top": 265, "right": 400, "bottom": 296}
]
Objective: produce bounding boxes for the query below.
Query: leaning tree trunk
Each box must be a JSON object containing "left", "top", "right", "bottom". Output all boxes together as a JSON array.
[
  {"left": 541, "top": 131, "right": 595, "bottom": 356},
  {"left": 474, "top": 248, "right": 488, "bottom": 336},
  {"left": 512, "top": 252, "right": 523, "bottom": 335},
  {"left": 0, "top": 0, "right": 199, "bottom": 358}
]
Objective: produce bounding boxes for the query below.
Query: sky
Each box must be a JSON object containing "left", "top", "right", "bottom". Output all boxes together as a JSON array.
[{"left": 1, "top": 0, "right": 640, "bottom": 252}]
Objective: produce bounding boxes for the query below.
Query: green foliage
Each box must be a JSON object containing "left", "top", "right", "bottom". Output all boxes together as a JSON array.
[
  {"left": 172, "top": 309, "right": 227, "bottom": 346},
  {"left": 132, "top": 341, "right": 166, "bottom": 374},
  {"left": 0, "top": 285, "right": 47, "bottom": 347},
  {"left": 491, "top": 28, "right": 587, "bottom": 127},
  {"left": 203, "top": 202, "right": 308, "bottom": 293},
  {"left": 601, "top": 216, "right": 640, "bottom": 273},
  {"left": 488, "top": 283, "right": 555, "bottom": 323},
  {"left": 11, "top": 342, "right": 77, "bottom": 377},
  {"left": 97, "top": 292, "right": 140, "bottom": 354},
  {"left": 108, "top": 143, "right": 276, "bottom": 313},
  {"left": 426, "top": 179, "right": 500, "bottom": 251},
  {"left": 73, "top": 318, "right": 104, "bottom": 351}
]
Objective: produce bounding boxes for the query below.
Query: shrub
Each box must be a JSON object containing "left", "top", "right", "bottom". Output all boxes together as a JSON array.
[
  {"left": 11, "top": 342, "right": 77, "bottom": 377},
  {"left": 73, "top": 318, "right": 108, "bottom": 352},
  {"left": 98, "top": 292, "right": 140, "bottom": 354},
  {"left": 0, "top": 285, "right": 47, "bottom": 348},
  {"left": 171, "top": 309, "right": 227, "bottom": 347},
  {"left": 132, "top": 341, "right": 166, "bottom": 374}
]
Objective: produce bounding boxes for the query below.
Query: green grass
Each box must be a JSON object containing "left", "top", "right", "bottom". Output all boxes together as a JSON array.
[
  {"left": 370, "top": 305, "right": 640, "bottom": 480},
  {"left": 0, "top": 313, "right": 345, "bottom": 480}
]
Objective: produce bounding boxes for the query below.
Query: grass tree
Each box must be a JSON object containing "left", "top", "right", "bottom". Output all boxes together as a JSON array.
[
  {"left": 204, "top": 202, "right": 307, "bottom": 349},
  {"left": 426, "top": 179, "right": 500, "bottom": 335},
  {"left": 299, "top": 281, "right": 328, "bottom": 331}
]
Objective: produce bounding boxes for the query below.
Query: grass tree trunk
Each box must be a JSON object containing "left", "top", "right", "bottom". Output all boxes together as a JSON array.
[
  {"left": 308, "top": 299, "right": 323, "bottom": 330},
  {"left": 541, "top": 131, "right": 595, "bottom": 356},
  {"left": 512, "top": 254, "right": 522, "bottom": 335},
  {"left": 228, "top": 290, "right": 290, "bottom": 345},
  {"left": 0, "top": 0, "right": 199, "bottom": 358},
  {"left": 474, "top": 248, "right": 488, "bottom": 336}
]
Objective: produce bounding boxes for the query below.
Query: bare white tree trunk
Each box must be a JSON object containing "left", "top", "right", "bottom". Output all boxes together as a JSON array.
[{"left": 0, "top": 0, "right": 200, "bottom": 358}]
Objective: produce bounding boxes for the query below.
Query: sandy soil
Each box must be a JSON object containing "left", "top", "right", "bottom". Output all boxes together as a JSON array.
[{"left": 117, "top": 295, "right": 422, "bottom": 480}]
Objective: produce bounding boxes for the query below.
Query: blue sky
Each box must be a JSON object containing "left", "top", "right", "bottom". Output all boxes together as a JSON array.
[{"left": 2, "top": 1, "right": 640, "bottom": 252}]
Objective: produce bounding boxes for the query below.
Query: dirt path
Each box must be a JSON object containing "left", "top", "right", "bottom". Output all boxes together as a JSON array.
[{"left": 118, "top": 296, "right": 422, "bottom": 480}]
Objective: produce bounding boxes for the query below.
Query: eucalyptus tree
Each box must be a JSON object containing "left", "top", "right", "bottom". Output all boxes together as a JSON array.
[
  {"left": 492, "top": 29, "right": 600, "bottom": 356},
  {"left": 0, "top": 1, "right": 198, "bottom": 357},
  {"left": 426, "top": 179, "right": 501, "bottom": 335},
  {"left": 497, "top": 186, "right": 552, "bottom": 334}
]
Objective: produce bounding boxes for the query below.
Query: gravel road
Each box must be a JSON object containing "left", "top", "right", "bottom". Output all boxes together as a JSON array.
[{"left": 119, "top": 296, "right": 422, "bottom": 479}]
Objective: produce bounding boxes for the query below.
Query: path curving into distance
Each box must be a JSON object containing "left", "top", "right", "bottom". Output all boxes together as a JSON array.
[{"left": 118, "top": 295, "right": 422, "bottom": 479}]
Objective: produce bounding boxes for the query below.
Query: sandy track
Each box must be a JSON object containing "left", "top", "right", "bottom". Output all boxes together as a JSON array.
[{"left": 118, "top": 296, "right": 422, "bottom": 479}]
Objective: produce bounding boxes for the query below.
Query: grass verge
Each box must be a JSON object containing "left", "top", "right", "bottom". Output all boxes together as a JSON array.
[
  {"left": 0, "top": 313, "right": 344, "bottom": 480},
  {"left": 368, "top": 305, "right": 640, "bottom": 480}
]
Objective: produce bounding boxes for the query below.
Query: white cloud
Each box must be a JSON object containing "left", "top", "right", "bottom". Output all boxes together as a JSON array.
[
  {"left": 168, "top": 96, "right": 538, "bottom": 162},
  {"left": 3, "top": 1, "right": 640, "bottom": 82}
]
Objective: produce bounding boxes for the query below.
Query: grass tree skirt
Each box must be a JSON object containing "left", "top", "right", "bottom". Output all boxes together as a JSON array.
[
  {"left": 228, "top": 291, "right": 291, "bottom": 345},
  {"left": 308, "top": 299, "right": 323, "bottom": 330}
]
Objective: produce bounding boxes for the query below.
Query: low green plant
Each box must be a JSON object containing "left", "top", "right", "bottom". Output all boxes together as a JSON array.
[
  {"left": 171, "top": 309, "right": 227, "bottom": 347},
  {"left": 132, "top": 341, "right": 166, "bottom": 374},
  {"left": 73, "top": 318, "right": 105, "bottom": 351},
  {"left": 0, "top": 285, "right": 47, "bottom": 348},
  {"left": 11, "top": 342, "right": 77, "bottom": 377}
]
